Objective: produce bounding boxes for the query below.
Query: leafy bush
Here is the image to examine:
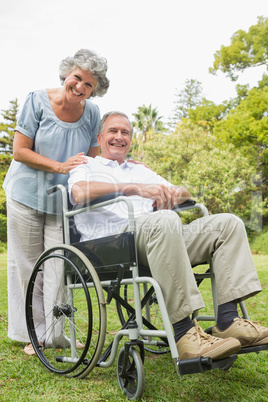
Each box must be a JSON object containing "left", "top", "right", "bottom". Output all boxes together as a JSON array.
[
  {"left": 0, "top": 154, "right": 11, "bottom": 243},
  {"left": 0, "top": 188, "right": 6, "bottom": 215},
  {"left": 250, "top": 228, "right": 268, "bottom": 255},
  {"left": 0, "top": 214, "right": 7, "bottom": 243},
  {"left": 0, "top": 241, "right": 7, "bottom": 253}
]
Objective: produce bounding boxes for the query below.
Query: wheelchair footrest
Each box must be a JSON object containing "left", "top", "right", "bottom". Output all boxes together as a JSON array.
[
  {"left": 177, "top": 355, "right": 238, "bottom": 376},
  {"left": 237, "top": 343, "right": 268, "bottom": 354}
]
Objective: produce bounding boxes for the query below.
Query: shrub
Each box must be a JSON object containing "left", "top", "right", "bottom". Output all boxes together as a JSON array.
[
  {"left": 0, "top": 241, "right": 7, "bottom": 253},
  {"left": 0, "top": 214, "right": 7, "bottom": 242},
  {"left": 250, "top": 228, "right": 268, "bottom": 255}
]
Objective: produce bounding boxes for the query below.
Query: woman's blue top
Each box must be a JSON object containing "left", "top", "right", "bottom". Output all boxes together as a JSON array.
[{"left": 3, "top": 90, "right": 100, "bottom": 214}]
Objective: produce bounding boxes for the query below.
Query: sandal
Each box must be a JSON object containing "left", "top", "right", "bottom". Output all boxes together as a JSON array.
[
  {"left": 24, "top": 342, "right": 43, "bottom": 356},
  {"left": 76, "top": 340, "right": 85, "bottom": 349},
  {"left": 24, "top": 343, "right": 36, "bottom": 356}
]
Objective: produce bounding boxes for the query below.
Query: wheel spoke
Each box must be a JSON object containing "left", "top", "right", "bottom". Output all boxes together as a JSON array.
[{"left": 26, "top": 245, "right": 106, "bottom": 378}]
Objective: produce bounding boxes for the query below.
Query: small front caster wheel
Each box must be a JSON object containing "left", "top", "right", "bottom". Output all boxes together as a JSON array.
[{"left": 117, "top": 346, "right": 145, "bottom": 400}]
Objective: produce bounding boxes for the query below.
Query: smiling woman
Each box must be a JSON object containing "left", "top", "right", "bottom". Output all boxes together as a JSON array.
[
  {"left": 65, "top": 69, "right": 97, "bottom": 99},
  {"left": 48, "top": 68, "right": 98, "bottom": 123},
  {"left": 2, "top": 48, "right": 110, "bottom": 355}
]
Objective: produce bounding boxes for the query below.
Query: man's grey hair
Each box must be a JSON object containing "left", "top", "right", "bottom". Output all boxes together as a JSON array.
[
  {"left": 99, "top": 111, "right": 133, "bottom": 137},
  {"left": 59, "top": 49, "right": 110, "bottom": 97}
]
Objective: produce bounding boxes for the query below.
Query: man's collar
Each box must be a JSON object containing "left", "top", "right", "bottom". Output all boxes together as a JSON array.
[
  {"left": 95, "top": 156, "right": 116, "bottom": 165},
  {"left": 95, "top": 155, "right": 134, "bottom": 168}
]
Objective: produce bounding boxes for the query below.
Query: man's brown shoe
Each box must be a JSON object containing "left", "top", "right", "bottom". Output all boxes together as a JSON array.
[
  {"left": 212, "top": 318, "right": 268, "bottom": 347},
  {"left": 176, "top": 319, "right": 241, "bottom": 360}
]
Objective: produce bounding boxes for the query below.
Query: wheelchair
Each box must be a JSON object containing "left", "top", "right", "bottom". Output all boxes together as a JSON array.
[{"left": 25, "top": 185, "right": 268, "bottom": 400}]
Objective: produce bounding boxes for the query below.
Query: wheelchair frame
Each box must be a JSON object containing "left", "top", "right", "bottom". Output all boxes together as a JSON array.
[{"left": 25, "top": 184, "right": 268, "bottom": 400}]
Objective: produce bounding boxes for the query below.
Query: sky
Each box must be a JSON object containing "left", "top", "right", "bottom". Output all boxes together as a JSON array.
[{"left": 1, "top": 0, "right": 268, "bottom": 123}]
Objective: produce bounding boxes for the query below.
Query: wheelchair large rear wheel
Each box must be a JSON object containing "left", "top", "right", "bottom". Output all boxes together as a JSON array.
[
  {"left": 26, "top": 245, "right": 106, "bottom": 378},
  {"left": 116, "top": 284, "right": 170, "bottom": 354}
]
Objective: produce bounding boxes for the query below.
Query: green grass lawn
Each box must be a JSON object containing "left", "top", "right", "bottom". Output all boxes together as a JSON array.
[{"left": 0, "top": 253, "right": 267, "bottom": 401}]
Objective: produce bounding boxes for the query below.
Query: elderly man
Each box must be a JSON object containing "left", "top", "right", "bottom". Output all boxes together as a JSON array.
[{"left": 68, "top": 111, "right": 268, "bottom": 360}]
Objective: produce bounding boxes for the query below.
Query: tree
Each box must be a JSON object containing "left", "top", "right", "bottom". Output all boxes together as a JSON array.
[
  {"left": 209, "top": 16, "right": 268, "bottom": 81},
  {"left": 212, "top": 84, "right": 268, "bottom": 225},
  {"left": 188, "top": 99, "right": 229, "bottom": 131},
  {"left": 169, "top": 79, "right": 203, "bottom": 128},
  {"left": 184, "top": 147, "right": 261, "bottom": 230},
  {"left": 0, "top": 99, "right": 18, "bottom": 242},
  {"left": 134, "top": 120, "right": 260, "bottom": 226},
  {"left": 187, "top": 84, "right": 250, "bottom": 131},
  {"left": 213, "top": 85, "right": 268, "bottom": 165},
  {"left": 132, "top": 104, "right": 165, "bottom": 143},
  {"left": 0, "top": 98, "right": 19, "bottom": 154}
]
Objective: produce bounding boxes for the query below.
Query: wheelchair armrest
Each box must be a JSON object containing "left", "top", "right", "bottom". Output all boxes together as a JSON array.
[
  {"left": 172, "top": 199, "right": 196, "bottom": 212},
  {"left": 72, "top": 192, "right": 125, "bottom": 211},
  {"left": 153, "top": 199, "right": 196, "bottom": 212},
  {"left": 174, "top": 200, "right": 209, "bottom": 217},
  {"left": 153, "top": 199, "right": 208, "bottom": 216}
]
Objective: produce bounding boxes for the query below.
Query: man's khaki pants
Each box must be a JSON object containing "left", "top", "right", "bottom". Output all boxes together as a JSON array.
[{"left": 135, "top": 210, "right": 262, "bottom": 324}]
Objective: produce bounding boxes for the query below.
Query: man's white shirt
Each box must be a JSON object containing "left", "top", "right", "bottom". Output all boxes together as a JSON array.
[{"left": 68, "top": 156, "right": 171, "bottom": 241}]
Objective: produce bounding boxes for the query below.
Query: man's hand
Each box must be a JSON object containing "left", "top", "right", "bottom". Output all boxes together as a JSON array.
[
  {"left": 168, "top": 187, "right": 191, "bottom": 206},
  {"left": 135, "top": 184, "right": 175, "bottom": 210},
  {"left": 133, "top": 184, "right": 191, "bottom": 210}
]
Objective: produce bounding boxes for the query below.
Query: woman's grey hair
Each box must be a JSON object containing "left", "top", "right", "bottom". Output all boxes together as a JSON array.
[
  {"left": 59, "top": 49, "right": 110, "bottom": 97},
  {"left": 99, "top": 111, "right": 133, "bottom": 137}
]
